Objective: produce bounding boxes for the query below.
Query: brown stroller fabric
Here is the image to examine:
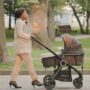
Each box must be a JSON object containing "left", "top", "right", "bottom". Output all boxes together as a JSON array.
[
  {"left": 61, "top": 34, "right": 84, "bottom": 65},
  {"left": 42, "top": 34, "right": 84, "bottom": 68}
]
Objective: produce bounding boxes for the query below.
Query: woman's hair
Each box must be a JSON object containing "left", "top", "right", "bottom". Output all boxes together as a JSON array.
[{"left": 15, "top": 8, "right": 26, "bottom": 18}]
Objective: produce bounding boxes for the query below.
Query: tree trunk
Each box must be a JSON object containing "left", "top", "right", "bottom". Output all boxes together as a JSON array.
[
  {"left": 47, "top": 4, "right": 55, "bottom": 41},
  {"left": 30, "top": 0, "right": 50, "bottom": 48},
  {"left": 0, "top": 0, "right": 8, "bottom": 63},
  {"left": 9, "top": 1, "right": 12, "bottom": 29},
  {"left": 68, "top": 1, "right": 85, "bottom": 34},
  {"left": 14, "top": 0, "right": 17, "bottom": 23},
  {"left": 9, "top": 13, "right": 12, "bottom": 29},
  {"left": 86, "top": 11, "right": 90, "bottom": 34}
]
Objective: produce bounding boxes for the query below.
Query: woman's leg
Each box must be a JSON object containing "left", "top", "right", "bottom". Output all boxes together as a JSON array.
[
  {"left": 19, "top": 53, "right": 37, "bottom": 81},
  {"left": 11, "top": 55, "right": 22, "bottom": 81}
]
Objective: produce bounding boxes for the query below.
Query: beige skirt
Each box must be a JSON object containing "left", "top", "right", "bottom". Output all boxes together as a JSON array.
[{"left": 13, "top": 39, "right": 32, "bottom": 54}]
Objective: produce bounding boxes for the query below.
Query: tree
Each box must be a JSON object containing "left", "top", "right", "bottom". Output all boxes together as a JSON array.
[
  {"left": 85, "top": 0, "right": 90, "bottom": 34},
  {"left": 47, "top": 0, "right": 66, "bottom": 40},
  {"left": 67, "top": 0, "right": 90, "bottom": 34},
  {"left": 4, "top": 0, "right": 14, "bottom": 29},
  {"left": 0, "top": 0, "right": 8, "bottom": 62},
  {"left": 30, "top": 0, "right": 51, "bottom": 48},
  {"left": 75, "top": 0, "right": 90, "bottom": 34},
  {"left": 4, "top": 0, "right": 26, "bottom": 29},
  {"left": 67, "top": 0, "right": 85, "bottom": 34}
]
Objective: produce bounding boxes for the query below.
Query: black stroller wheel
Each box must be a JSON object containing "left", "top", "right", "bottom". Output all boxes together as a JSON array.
[
  {"left": 73, "top": 78, "right": 83, "bottom": 89},
  {"left": 43, "top": 75, "right": 56, "bottom": 90}
]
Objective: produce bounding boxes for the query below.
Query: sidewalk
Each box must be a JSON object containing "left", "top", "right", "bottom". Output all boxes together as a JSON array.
[
  {"left": 0, "top": 75, "right": 90, "bottom": 90},
  {"left": 55, "top": 34, "right": 90, "bottom": 41}
]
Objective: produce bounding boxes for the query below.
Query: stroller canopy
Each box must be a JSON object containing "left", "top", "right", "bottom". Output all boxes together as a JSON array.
[{"left": 61, "top": 34, "right": 84, "bottom": 54}]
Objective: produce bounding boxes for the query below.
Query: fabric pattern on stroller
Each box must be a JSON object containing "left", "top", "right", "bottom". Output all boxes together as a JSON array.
[
  {"left": 62, "top": 34, "right": 84, "bottom": 65},
  {"left": 42, "top": 34, "right": 84, "bottom": 68}
]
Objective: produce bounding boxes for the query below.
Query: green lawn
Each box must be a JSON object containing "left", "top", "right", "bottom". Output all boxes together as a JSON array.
[
  {"left": 79, "top": 38, "right": 90, "bottom": 69},
  {"left": 0, "top": 38, "right": 90, "bottom": 70}
]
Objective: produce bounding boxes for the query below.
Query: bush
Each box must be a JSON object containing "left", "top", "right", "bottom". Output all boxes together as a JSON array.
[{"left": 6, "top": 29, "right": 14, "bottom": 41}]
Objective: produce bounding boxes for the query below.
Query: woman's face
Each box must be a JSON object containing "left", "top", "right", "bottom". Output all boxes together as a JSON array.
[{"left": 21, "top": 10, "right": 29, "bottom": 20}]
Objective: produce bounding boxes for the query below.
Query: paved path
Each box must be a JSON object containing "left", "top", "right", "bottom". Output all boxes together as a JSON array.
[
  {"left": 55, "top": 35, "right": 90, "bottom": 41},
  {"left": 0, "top": 75, "right": 90, "bottom": 90}
]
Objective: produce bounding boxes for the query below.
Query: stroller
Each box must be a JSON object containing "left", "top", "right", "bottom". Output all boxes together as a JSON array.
[{"left": 32, "top": 34, "right": 84, "bottom": 90}]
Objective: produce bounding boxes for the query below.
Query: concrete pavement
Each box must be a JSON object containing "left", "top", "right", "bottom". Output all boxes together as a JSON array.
[
  {"left": 55, "top": 35, "right": 90, "bottom": 41},
  {"left": 0, "top": 75, "right": 90, "bottom": 90}
]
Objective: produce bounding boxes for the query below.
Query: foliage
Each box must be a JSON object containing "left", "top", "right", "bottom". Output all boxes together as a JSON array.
[
  {"left": 67, "top": 0, "right": 90, "bottom": 15},
  {"left": 4, "top": 0, "right": 28, "bottom": 16},
  {"left": 48, "top": 0, "right": 66, "bottom": 14},
  {"left": 6, "top": 29, "right": 14, "bottom": 41},
  {"left": 67, "top": 0, "right": 90, "bottom": 34},
  {"left": 4, "top": 0, "right": 16, "bottom": 15},
  {"left": 4, "top": 0, "right": 66, "bottom": 15}
]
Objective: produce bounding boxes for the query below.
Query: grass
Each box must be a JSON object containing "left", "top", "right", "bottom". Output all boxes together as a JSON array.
[
  {"left": 1, "top": 29, "right": 90, "bottom": 70},
  {"left": 0, "top": 37, "right": 90, "bottom": 70},
  {"left": 6, "top": 29, "right": 14, "bottom": 42}
]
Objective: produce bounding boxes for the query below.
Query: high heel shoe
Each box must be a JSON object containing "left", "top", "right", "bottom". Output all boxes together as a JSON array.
[
  {"left": 9, "top": 81, "right": 22, "bottom": 88},
  {"left": 32, "top": 80, "right": 42, "bottom": 88}
]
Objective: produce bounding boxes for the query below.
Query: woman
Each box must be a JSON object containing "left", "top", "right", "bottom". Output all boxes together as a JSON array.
[{"left": 9, "top": 8, "right": 42, "bottom": 88}]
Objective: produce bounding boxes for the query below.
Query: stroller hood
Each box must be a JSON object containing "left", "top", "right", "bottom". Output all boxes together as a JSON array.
[{"left": 61, "top": 34, "right": 84, "bottom": 54}]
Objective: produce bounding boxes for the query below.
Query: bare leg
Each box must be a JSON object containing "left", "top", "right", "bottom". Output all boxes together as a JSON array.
[
  {"left": 19, "top": 53, "right": 37, "bottom": 81},
  {"left": 11, "top": 55, "right": 22, "bottom": 81}
]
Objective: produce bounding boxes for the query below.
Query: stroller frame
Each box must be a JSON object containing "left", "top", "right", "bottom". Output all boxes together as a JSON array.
[{"left": 32, "top": 36, "right": 84, "bottom": 89}]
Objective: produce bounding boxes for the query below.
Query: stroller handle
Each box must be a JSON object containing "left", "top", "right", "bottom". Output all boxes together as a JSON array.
[{"left": 31, "top": 36, "right": 61, "bottom": 60}]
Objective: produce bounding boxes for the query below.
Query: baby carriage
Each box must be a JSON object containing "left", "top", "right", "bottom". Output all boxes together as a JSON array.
[{"left": 32, "top": 34, "right": 84, "bottom": 90}]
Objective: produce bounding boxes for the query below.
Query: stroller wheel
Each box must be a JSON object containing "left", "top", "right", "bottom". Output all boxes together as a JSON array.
[
  {"left": 73, "top": 78, "right": 83, "bottom": 89},
  {"left": 43, "top": 75, "right": 56, "bottom": 90}
]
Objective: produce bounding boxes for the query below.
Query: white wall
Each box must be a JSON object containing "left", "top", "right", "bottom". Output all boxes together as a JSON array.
[
  {"left": 54, "top": 5, "right": 87, "bottom": 28},
  {"left": 4, "top": 14, "right": 15, "bottom": 28}
]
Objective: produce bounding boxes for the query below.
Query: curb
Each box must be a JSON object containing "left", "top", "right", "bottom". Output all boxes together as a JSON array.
[{"left": 0, "top": 70, "right": 90, "bottom": 75}]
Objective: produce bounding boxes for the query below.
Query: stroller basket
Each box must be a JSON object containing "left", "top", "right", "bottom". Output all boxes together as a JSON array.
[
  {"left": 42, "top": 55, "right": 59, "bottom": 68},
  {"left": 42, "top": 54, "right": 84, "bottom": 68}
]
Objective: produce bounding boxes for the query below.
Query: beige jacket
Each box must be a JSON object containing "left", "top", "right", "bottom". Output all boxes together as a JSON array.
[{"left": 14, "top": 18, "right": 32, "bottom": 54}]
